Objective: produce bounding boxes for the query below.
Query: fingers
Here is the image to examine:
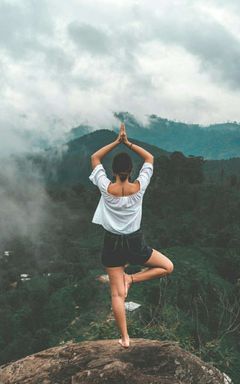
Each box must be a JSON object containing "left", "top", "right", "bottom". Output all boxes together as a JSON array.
[
  {"left": 119, "top": 122, "right": 127, "bottom": 144},
  {"left": 120, "top": 122, "right": 126, "bottom": 132}
]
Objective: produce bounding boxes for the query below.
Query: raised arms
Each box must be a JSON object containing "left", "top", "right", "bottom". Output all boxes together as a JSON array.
[
  {"left": 121, "top": 123, "right": 154, "bottom": 164},
  {"left": 90, "top": 122, "right": 154, "bottom": 169},
  {"left": 90, "top": 124, "right": 124, "bottom": 169}
]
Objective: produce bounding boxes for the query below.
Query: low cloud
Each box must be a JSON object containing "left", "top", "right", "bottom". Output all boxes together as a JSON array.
[
  {"left": 0, "top": 155, "right": 52, "bottom": 246},
  {"left": 68, "top": 22, "right": 111, "bottom": 56},
  {"left": 0, "top": 0, "right": 53, "bottom": 60},
  {"left": 151, "top": 6, "right": 240, "bottom": 89},
  {"left": 1, "top": 0, "right": 240, "bottom": 156}
]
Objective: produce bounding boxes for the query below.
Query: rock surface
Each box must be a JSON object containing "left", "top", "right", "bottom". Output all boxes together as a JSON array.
[{"left": 0, "top": 338, "right": 226, "bottom": 383}]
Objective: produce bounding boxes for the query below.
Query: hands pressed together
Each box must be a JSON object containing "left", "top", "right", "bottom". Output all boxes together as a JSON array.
[{"left": 116, "top": 123, "right": 131, "bottom": 146}]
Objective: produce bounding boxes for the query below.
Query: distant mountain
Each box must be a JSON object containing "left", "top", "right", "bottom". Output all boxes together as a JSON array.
[
  {"left": 30, "top": 129, "right": 171, "bottom": 188},
  {"left": 113, "top": 112, "right": 240, "bottom": 160},
  {"left": 26, "top": 127, "right": 240, "bottom": 188},
  {"left": 68, "top": 112, "right": 240, "bottom": 160},
  {"left": 64, "top": 124, "right": 92, "bottom": 141}
]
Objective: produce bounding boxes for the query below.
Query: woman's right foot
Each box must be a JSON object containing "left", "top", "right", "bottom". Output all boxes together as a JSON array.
[{"left": 118, "top": 335, "right": 130, "bottom": 348}]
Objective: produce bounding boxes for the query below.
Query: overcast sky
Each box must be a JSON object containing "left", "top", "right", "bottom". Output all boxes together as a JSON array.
[{"left": 1, "top": 0, "right": 240, "bottom": 154}]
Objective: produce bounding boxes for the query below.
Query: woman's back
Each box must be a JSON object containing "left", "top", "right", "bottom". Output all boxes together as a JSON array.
[
  {"left": 107, "top": 179, "right": 140, "bottom": 197},
  {"left": 89, "top": 161, "right": 153, "bottom": 234}
]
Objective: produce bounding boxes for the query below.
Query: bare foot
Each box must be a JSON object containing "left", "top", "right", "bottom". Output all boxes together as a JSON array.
[
  {"left": 118, "top": 335, "right": 130, "bottom": 348},
  {"left": 95, "top": 274, "right": 109, "bottom": 284},
  {"left": 123, "top": 273, "right": 133, "bottom": 298}
]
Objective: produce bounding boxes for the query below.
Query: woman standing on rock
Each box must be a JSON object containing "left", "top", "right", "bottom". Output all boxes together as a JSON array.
[{"left": 89, "top": 123, "right": 174, "bottom": 348}]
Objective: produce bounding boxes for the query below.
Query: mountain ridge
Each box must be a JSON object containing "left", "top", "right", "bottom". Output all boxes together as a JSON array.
[
  {"left": 66, "top": 111, "right": 240, "bottom": 160},
  {"left": 29, "top": 128, "right": 240, "bottom": 187}
]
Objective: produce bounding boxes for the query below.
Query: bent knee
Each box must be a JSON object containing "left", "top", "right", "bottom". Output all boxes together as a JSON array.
[{"left": 166, "top": 261, "right": 174, "bottom": 274}]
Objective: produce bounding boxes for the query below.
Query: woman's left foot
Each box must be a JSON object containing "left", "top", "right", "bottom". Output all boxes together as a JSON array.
[{"left": 123, "top": 273, "right": 132, "bottom": 298}]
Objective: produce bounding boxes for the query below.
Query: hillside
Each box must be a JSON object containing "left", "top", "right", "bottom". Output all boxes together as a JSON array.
[
  {"left": 0, "top": 130, "right": 239, "bottom": 382},
  {"left": 203, "top": 157, "right": 240, "bottom": 185}
]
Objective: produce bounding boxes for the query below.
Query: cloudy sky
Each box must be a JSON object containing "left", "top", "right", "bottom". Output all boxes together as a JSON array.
[{"left": 1, "top": 0, "right": 240, "bottom": 154}]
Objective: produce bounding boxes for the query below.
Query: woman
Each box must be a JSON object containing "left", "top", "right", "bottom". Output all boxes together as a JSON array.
[{"left": 89, "top": 123, "right": 174, "bottom": 348}]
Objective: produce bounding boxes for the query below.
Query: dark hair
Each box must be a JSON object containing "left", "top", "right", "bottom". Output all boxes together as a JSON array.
[{"left": 112, "top": 152, "right": 133, "bottom": 182}]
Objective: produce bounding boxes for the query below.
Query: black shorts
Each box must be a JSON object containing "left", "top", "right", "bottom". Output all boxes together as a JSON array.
[{"left": 101, "top": 228, "right": 153, "bottom": 267}]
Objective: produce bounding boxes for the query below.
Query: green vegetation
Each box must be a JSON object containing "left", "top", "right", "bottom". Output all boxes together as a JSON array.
[{"left": 0, "top": 149, "right": 239, "bottom": 382}]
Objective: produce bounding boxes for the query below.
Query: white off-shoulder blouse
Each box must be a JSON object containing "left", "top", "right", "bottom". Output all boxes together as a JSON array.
[{"left": 89, "top": 161, "right": 153, "bottom": 234}]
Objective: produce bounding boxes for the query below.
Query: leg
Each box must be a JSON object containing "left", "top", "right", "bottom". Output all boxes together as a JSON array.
[
  {"left": 106, "top": 266, "right": 130, "bottom": 347},
  {"left": 125, "top": 249, "right": 174, "bottom": 285}
]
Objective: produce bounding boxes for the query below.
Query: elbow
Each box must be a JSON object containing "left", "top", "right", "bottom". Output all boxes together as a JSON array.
[{"left": 145, "top": 154, "right": 154, "bottom": 164}]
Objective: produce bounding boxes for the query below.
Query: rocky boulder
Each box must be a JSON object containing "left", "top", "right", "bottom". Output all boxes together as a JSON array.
[{"left": 0, "top": 338, "right": 229, "bottom": 383}]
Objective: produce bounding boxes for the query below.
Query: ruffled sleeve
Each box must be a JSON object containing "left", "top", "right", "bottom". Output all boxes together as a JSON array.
[
  {"left": 89, "top": 163, "right": 111, "bottom": 194},
  {"left": 135, "top": 162, "right": 153, "bottom": 192}
]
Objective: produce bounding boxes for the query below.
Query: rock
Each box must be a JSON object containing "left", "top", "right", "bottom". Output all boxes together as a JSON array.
[{"left": 0, "top": 338, "right": 227, "bottom": 383}]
